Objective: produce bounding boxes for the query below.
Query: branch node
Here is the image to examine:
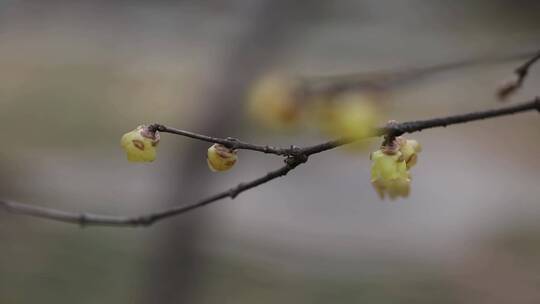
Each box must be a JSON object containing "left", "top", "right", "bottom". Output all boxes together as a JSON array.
[
  {"left": 148, "top": 123, "right": 165, "bottom": 133},
  {"left": 223, "top": 137, "right": 239, "bottom": 150},
  {"left": 135, "top": 215, "right": 154, "bottom": 226},
  {"left": 79, "top": 213, "right": 88, "bottom": 228},
  {"left": 285, "top": 148, "right": 309, "bottom": 167},
  {"left": 289, "top": 145, "right": 302, "bottom": 155},
  {"left": 229, "top": 184, "right": 244, "bottom": 199},
  {"left": 382, "top": 120, "right": 403, "bottom": 146}
]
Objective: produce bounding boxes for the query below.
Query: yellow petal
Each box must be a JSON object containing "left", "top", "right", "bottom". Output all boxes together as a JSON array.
[
  {"left": 120, "top": 125, "right": 159, "bottom": 163},
  {"left": 370, "top": 147, "right": 412, "bottom": 200},
  {"left": 247, "top": 74, "right": 302, "bottom": 130},
  {"left": 398, "top": 138, "right": 422, "bottom": 169},
  {"left": 207, "top": 144, "right": 237, "bottom": 172},
  {"left": 316, "top": 93, "right": 380, "bottom": 142}
]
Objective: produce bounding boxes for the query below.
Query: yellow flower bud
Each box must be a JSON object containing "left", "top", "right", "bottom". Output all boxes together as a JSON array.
[
  {"left": 370, "top": 150, "right": 411, "bottom": 200},
  {"left": 207, "top": 144, "right": 237, "bottom": 172},
  {"left": 314, "top": 93, "right": 380, "bottom": 147},
  {"left": 397, "top": 137, "right": 422, "bottom": 169},
  {"left": 247, "top": 74, "right": 303, "bottom": 130},
  {"left": 120, "top": 125, "right": 160, "bottom": 162}
]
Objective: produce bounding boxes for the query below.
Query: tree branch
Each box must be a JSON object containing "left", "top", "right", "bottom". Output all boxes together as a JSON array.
[
  {"left": 515, "top": 50, "right": 540, "bottom": 81},
  {"left": 303, "top": 50, "right": 540, "bottom": 96},
  {"left": 497, "top": 50, "right": 540, "bottom": 100},
  {"left": 1, "top": 98, "right": 538, "bottom": 227},
  {"left": 150, "top": 124, "right": 295, "bottom": 156}
]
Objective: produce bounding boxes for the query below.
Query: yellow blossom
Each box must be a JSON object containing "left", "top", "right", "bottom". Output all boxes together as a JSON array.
[
  {"left": 370, "top": 137, "right": 421, "bottom": 200},
  {"left": 397, "top": 137, "right": 422, "bottom": 169},
  {"left": 207, "top": 144, "right": 237, "bottom": 172},
  {"left": 370, "top": 150, "right": 411, "bottom": 200},
  {"left": 314, "top": 93, "right": 380, "bottom": 148},
  {"left": 120, "top": 125, "right": 160, "bottom": 162},
  {"left": 247, "top": 74, "right": 303, "bottom": 130}
]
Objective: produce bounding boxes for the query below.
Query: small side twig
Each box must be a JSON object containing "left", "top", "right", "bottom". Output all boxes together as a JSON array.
[
  {"left": 149, "top": 124, "right": 294, "bottom": 156},
  {"left": 300, "top": 50, "right": 540, "bottom": 97},
  {"left": 497, "top": 50, "right": 540, "bottom": 100},
  {"left": 1, "top": 98, "right": 538, "bottom": 227}
]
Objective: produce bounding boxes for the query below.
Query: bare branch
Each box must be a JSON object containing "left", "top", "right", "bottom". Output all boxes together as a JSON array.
[
  {"left": 515, "top": 50, "right": 540, "bottom": 81},
  {"left": 150, "top": 124, "right": 295, "bottom": 156},
  {"left": 497, "top": 50, "right": 540, "bottom": 100},
  {"left": 1, "top": 98, "right": 538, "bottom": 227},
  {"left": 301, "top": 50, "right": 540, "bottom": 97},
  {"left": 0, "top": 160, "right": 304, "bottom": 227}
]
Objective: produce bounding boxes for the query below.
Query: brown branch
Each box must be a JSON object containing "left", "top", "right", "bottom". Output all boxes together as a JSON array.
[
  {"left": 150, "top": 124, "right": 295, "bottom": 156},
  {"left": 302, "top": 50, "right": 540, "bottom": 97},
  {"left": 497, "top": 50, "right": 540, "bottom": 100},
  {"left": 1, "top": 98, "right": 538, "bottom": 227},
  {"left": 515, "top": 50, "right": 540, "bottom": 81}
]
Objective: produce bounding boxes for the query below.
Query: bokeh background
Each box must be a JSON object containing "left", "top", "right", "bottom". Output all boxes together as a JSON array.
[{"left": 1, "top": 1, "right": 540, "bottom": 303}]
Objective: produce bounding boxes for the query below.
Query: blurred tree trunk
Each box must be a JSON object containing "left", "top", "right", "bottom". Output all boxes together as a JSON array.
[{"left": 140, "top": 1, "right": 321, "bottom": 303}]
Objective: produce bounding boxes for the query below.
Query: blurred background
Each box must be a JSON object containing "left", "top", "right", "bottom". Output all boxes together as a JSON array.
[{"left": 1, "top": 1, "right": 540, "bottom": 303}]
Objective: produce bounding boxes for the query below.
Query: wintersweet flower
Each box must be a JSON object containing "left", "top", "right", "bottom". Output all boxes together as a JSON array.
[
  {"left": 370, "top": 137, "right": 421, "bottom": 200},
  {"left": 397, "top": 137, "right": 422, "bottom": 169},
  {"left": 314, "top": 93, "right": 380, "bottom": 148},
  {"left": 120, "top": 125, "right": 160, "bottom": 162},
  {"left": 247, "top": 74, "right": 303, "bottom": 130},
  {"left": 207, "top": 144, "right": 237, "bottom": 172}
]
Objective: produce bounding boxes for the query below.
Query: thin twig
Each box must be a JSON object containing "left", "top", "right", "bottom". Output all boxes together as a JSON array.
[
  {"left": 150, "top": 124, "right": 294, "bottom": 156},
  {"left": 0, "top": 161, "right": 304, "bottom": 227},
  {"left": 497, "top": 50, "right": 540, "bottom": 100},
  {"left": 515, "top": 50, "right": 540, "bottom": 80},
  {"left": 302, "top": 50, "right": 540, "bottom": 96},
  {"left": 1, "top": 98, "right": 538, "bottom": 227}
]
